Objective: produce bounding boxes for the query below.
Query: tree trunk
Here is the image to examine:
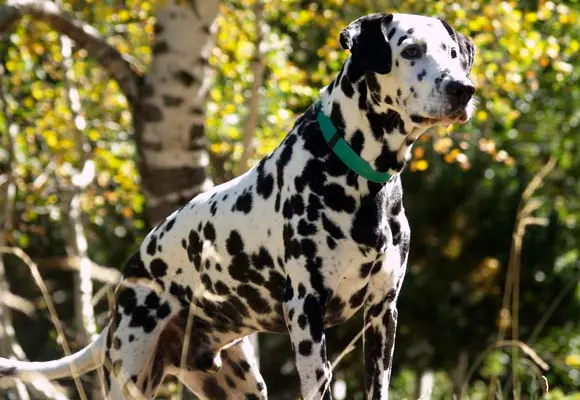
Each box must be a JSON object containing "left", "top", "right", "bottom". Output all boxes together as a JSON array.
[
  {"left": 57, "top": 26, "right": 98, "bottom": 347},
  {"left": 135, "top": 0, "right": 219, "bottom": 225},
  {"left": 236, "top": 0, "right": 266, "bottom": 176}
]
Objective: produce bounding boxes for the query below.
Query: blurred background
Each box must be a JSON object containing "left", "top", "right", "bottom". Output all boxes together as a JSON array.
[{"left": 0, "top": 0, "right": 579, "bottom": 399}]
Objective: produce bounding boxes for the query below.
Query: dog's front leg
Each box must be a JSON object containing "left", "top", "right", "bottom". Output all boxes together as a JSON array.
[
  {"left": 363, "top": 287, "right": 399, "bottom": 400},
  {"left": 283, "top": 276, "right": 332, "bottom": 400}
]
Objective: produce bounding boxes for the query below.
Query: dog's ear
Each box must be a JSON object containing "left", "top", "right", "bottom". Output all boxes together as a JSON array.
[
  {"left": 439, "top": 19, "right": 476, "bottom": 74},
  {"left": 456, "top": 32, "right": 475, "bottom": 74},
  {"left": 340, "top": 13, "right": 394, "bottom": 75}
]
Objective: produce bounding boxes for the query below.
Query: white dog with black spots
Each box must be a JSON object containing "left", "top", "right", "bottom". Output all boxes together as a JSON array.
[{"left": 0, "top": 12, "right": 475, "bottom": 400}]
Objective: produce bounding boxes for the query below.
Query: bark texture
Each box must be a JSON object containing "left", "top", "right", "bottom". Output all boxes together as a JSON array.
[{"left": 135, "top": 0, "right": 218, "bottom": 224}]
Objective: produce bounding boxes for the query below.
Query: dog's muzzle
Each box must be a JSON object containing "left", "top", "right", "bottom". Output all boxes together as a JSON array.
[{"left": 445, "top": 80, "right": 475, "bottom": 121}]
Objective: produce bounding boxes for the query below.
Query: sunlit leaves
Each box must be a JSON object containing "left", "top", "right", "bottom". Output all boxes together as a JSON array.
[{"left": 0, "top": 0, "right": 156, "bottom": 250}]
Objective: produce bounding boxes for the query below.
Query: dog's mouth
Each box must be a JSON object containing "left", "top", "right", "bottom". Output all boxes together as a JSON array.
[
  {"left": 443, "top": 109, "right": 470, "bottom": 125},
  {"left": 412, "top": 108, "right": 471, "bottom": 127}
]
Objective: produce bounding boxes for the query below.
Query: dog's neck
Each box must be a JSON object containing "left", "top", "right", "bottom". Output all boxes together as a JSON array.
[{"left": 318, "top": 58, "right": 428, "bottom": 176}]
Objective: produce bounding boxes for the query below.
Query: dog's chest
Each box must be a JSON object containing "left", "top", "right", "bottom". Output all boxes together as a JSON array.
[{"left": 297, "top": 177, "right": 408, "bottom": 326}]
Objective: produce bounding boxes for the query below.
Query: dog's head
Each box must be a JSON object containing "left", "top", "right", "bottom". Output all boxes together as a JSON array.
[{"left": 340, "top": 13, "right": 476, "bottom": 126}]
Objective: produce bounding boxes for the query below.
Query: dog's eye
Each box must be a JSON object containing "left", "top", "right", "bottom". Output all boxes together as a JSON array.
[{"left": 401, "top": 45, "right": 423, "bottom": 60}]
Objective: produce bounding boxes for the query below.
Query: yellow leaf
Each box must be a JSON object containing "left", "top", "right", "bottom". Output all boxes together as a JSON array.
[
  {"left": 119, "top": 10, "right": 131, "bottom": 21},
  {"left": 477, "top": 110, "right": 488, "bottom": 121},
  {"left": 23, "top": 97, "right": 34, "bottom": 108},
  {"left": 565, "top": 354, "right": 580, "bottom": 367},
  {"left": 415, "top": 159, "right": 428, "bottom": 171},
  {"left": 5, "top": 60, "right": 16, "bottom": 72}
]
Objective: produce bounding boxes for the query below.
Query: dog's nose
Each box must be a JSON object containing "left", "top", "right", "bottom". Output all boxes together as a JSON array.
[{"left": 446, "top": 80, "right": 475, "bottom": 107}]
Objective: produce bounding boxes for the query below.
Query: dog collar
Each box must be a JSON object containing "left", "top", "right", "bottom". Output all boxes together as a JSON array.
[{"left": 315, "top": 100, "right": 392, "bottom": 183}]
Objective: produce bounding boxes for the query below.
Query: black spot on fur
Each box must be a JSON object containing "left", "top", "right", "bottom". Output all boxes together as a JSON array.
[
  {"left": 215, "top": 281, "right": 231, "bottom": 295},
  {"left": 327, "top": 237, "right": 337, "bottom": 249},
  {"left": 186, "top": 230, "right": 203, "bottom": 269},
  {"left": 150, "top": 258, "right": 168, "bottom": 278},
  {"left": 157, "top": 302, "right": 171, "bottom": 319},
  {"left": 322, "top": 183, "right": 356, "bottom": 213},
  {"left": 386, "top": 288, "right": 397, "bottom": 302},
  {"left": 226, "top": 230, "right": 244, "bottom": 255},
  {"left": 351, "top": 194, "right": 385, "bottom": 251},
  {"left": 350, "top": 130, "right": 365, "bottom": 155},
  {"left": 303, "top": 295, "right": 324, "bottom": 343},
  {"left": 298, "top": 219, "right": 317, "bottom": 236},
  {"left": 389, "top": 218, "right": 401, "bottom": 246},
  {"left": 129, "top": 305, "right": 157, "bottom": 333},
  {"left": 298, "top": 314, "right": 308, "bottom": 329},
  {"left": 123, "top": 252, "right": 151, "bottom": 279},
  {"left": 357, "top": 80, "right": 368, "bottom": 110},
  {"left": 145, "top": 292, "right": 160, "bottom": 310},
  {"left": 170, "top": 282, "right": 193, "bottom": 307},
  {"left": 203, "top": 222, "right": 216, "bottom": 242},
  {"left": 307, "top": 256, "right": 327, "bottom": 303},
  {"left": 233, "top": 190, "right": 253, "bottom": 214},
  {"left": 366, "top": 73, "right": 381, "bottom": 97},
  {"left": 256, "top": 161, "right": 274, "bottom": 199},
  {"left": 265, "top": 271, "right": 286, "bottom": 298},
  {"left": 201, "top": 274, "right": 213, "bottom": 291},
  {"left": 146, "top": 235, "right": 157, "bottom": 256},
  {"left": 330, "top": 102, "right": 346, "bottom": 129},
  {"left": 321, "top": 214, "right": 345, "bottom": 239},
  {"left": 298, "top": 340, "right": 313, "bottom": 356},
  {"left": 291, "top": 195, "right": 305, "bottom": 215},
  {"left": 387, "top": 27, "right": 396, "bottom": 40},
  {"left": 340, "top": 75, "right": 355, "bottom": 97},
  {"left": 375, "top": 144, "right": 398, "bottom": 172},
  {"left": 301, "top": 239, "right": 317, "bottom": 259},
  {"left": 237, "top": 284, "right": 271, "bottom": 314},
  {"left": 276, "top": 135, "right": 297, "bottom": 194},
  {"left": 226, "top": 376, "right": 236, "bottom": 388},
  {"left": 391, "top": 196, "right": 402, "bottom": 215},
  {"left": 417, "top": 69, "right": 427, "bottom": 81},
  {"left": 252, "top": 247, "right": 274, "bottom": 270},
  {"left": 349, "top": 284, "right": 368, "bottom": 308},
  {"left": 229, "top": 252, "right": 264, "bottom": 284},
  {"left": 364, "top": 326, "right": 383, "bottom": 395},
  {"left": 306, "top": 194, "right": 323, "bottom": 222},
  {"left": 298, "top": 283, "right": 307, "bottom": 299},
  {"left": 118, "top": 287, "right": 137, "bottom": 314}
]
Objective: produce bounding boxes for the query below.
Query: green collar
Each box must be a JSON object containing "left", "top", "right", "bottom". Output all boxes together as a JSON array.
[{"left": 315, "top": 100, "right": 392, "bottom": 183}]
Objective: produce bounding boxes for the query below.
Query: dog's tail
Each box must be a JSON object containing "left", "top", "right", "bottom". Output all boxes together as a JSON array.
[{"left": 0, "top": 327, "right": 107, "bottom": 382}]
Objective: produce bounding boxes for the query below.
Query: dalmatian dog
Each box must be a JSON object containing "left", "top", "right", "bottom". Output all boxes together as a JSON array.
[{"left": 0, "top": 12, "right": 475, "bottom": 400}]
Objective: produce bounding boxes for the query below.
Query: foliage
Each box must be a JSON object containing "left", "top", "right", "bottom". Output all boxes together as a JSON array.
[{"left": 1, "top": 0, "right": 579, "bottom": 398}]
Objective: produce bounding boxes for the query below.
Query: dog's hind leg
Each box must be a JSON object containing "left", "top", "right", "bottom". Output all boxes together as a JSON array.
[
  {"left": 105, "top": 282, "right": 176, "bottom": 399},
  {"left": 174, "top": 336, "right": 267, "bottom": 400}
]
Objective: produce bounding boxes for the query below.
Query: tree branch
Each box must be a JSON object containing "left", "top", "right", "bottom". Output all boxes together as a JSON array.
[
  {"left": 33, "top": 256, "right": 121, "bottom": 284},
  {"left": 0, "top": 0, "right": 141, "bottom": 105}
]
